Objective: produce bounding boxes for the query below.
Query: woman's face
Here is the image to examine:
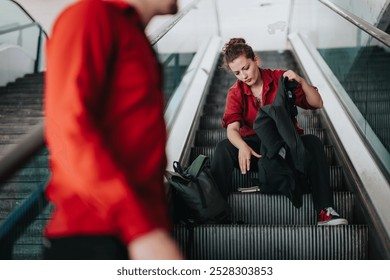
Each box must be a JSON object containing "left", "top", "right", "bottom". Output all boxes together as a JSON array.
[{"left": 228, "top": 54, "right": 260, "bottom": 86}]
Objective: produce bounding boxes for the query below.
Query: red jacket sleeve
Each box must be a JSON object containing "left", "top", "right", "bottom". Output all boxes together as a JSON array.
[
  {"left": 45, "top": 1, "right": 169, "bottom": 244},
  {"left": 222, "top": 85, "right": 244, "bottom": 128},
  {"left": 294, "top": 84, "right": 318, "bottom": 110}
]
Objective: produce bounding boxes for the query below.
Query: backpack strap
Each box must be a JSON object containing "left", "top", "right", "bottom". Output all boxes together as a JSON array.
[
  {"left": 187, "top": 155, "right": 209, "bottom": 177},
  {"left": 173, "top": 161, "right": 185, "bottom": 175}
]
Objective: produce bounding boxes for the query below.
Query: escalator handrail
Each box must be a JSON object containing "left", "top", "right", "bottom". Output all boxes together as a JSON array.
[
  {"left": 0, "top": 124, "right": 45, "bottom": 184},
  {"left": 0, "top": 180, "right": 48, "bottom": 259},
  {"left": 148, "top": 0, "right": 201, "bottom": 46},
  {"left": 319, "top": 0, "right": 390, "bottom": 47}
]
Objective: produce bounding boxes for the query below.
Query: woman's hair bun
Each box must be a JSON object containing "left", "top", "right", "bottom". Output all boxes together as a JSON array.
[
  {"left": 222, "top": 37, "right": 255, "bottom": 69},
  {"left": 228, "top": 38, "right": 246, "bottom": 45},
  {"left": 223, "top": 38, "right": 246, "bottom": 54}
]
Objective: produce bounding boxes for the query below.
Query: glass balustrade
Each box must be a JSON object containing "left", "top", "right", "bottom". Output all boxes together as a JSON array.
[
  {"left": 290, "top": 0, "right": 390, "bottom": 176},
  {"left": 149, "top": 0, "right": 219, "bottom": 108},
  {"left": 328, "top": 0, "right": 389, "bottom": 32}
]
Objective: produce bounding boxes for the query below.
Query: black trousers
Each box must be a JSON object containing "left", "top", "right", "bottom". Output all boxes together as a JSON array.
[
  {"left": 43, "top": 235, "right": 128, "bottom": 260},
  {"left": 210, "top": 134, "right": 333, "bottom": 212}
]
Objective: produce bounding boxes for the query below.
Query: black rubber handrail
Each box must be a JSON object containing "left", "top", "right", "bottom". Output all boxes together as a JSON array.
[
  {"left": 0, "top": 181, "right": 48, "bottom": 259},
  {"left": 0, "top": 124, "right": 45, "bottom": 185},
  {"left": 6, "top": 0, "right": 49, "bottom": 38}
]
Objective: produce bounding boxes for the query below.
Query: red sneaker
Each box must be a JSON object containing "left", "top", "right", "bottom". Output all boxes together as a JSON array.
[{"left": 318, "top": 207, "right": 348, "bottom": 226}]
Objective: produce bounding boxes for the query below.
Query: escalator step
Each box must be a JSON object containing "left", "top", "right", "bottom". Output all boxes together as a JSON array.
[
  {"left": 231, "top": 165, "right": 344, "bottom": 191},
  {"left": 297, "top": 114, "right": 321, "bottom": 128},
  {"left": 0, "top": 182, "right": 47, "bottom": 197},
  {"left": 0, "top": 87, "right": 43, "bottom": 95},
  {"left": 199, "top": 114, "right": 322, "bottom": 130},
  {"left": 304, "top": 128, "right": 327, "bottom": 144},
  {"left": 341, "top": 81, "right": 390, "bottom": 91},
  {"left": 201, "top": 107, "right": 322, "bottom": 131},
  {"left": 0, "top": 134, "right": 29, "bottom": 145},
  {"left": 365, "top": 113, "right": 390, "bottom": 128},
  {"left": 195, "top": 129, "right": 226, "bottom": 145},
  {"left": 190, "top": 145, "right": 335, "bottom": 165},
  {"left": 349, "top": 90, "right": 390, "bottom": 101},
  {"left": 227, "top": 192, "right": 354, "bottom": 224},
  {"left": 11, "top": 245, "right": 43, "bottom": 260},
  {"left": 173, "top": 224, "right": 368, "bottom": 260},
  {"left": 0, "top": 167, "right": 50, "bottom": 182},
  {"left": 0, "top": 190, "right": 49, "bottom": 218},
  {"left": 195, "top": 128, "right": 327, "bottom": 145},
  {"left": 206, "top": 94, "right": 227, "bottom": 104},
  {"left": 202, "top": 104, "right": 226, "bottom": 115},
  {"left": 0, "top": 106, "right": 43, "bottom": 116},
  {"left": 355, "top": 101, "right": 390, "bottom": 114}
]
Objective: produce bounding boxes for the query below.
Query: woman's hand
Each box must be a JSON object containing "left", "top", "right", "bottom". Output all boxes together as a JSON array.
[
  {"left": 283, "top": 69, "right": 302, "bottom": 84},
  {"left": 227, "top": 122, "right": 262, "bottom": 174},
  {"left": 283, "top": 69, "right": 323, "bottom": 108},
  {"left": 238, "top": 145, "right": 261, "bottom": 174}
]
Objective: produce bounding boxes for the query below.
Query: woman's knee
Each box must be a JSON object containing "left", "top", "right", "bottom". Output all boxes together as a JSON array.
[
  {"left": 215, "top": 139, "right": 234, "bottom": 153},
  {"left": 213, "top": 139, "right": 236, "bottom": 163}
]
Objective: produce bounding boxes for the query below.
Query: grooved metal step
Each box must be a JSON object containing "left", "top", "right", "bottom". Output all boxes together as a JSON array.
[
  {"left": 230, "top": 165, "right": 344, "bottom": 191},
  {"left": 349, "top": 90, "right": 390, "bottom": 101},
  {"left": 190, "top": 145, "right": 336, "bottom": 165},
  {"left": 341, "top": 81, "right": 390, "bottom": 91},
  {"left": 227, "top": 192, "right": 354, "bottom": 224},
  {"left": 355, "top": 101, "right": 390, "bottom": 114},
  {"left": 173, "top": 224, "right": 368, "bottom": 260},
  {"left": 199, "top": 112, "right": 322, "bottom": 130},
  {"left": 195, "top": 128, "right": 328, "bottom": 145}
]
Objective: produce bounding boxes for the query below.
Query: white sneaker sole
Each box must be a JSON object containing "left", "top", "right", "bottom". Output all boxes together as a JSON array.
[{"left": 317, "top": 218, "right": 348, "bottom": 226}]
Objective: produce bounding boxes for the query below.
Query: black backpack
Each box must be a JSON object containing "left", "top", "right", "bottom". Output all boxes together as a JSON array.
[{"left": 165, "top": 155, "right": 231, "bottom": 224}]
